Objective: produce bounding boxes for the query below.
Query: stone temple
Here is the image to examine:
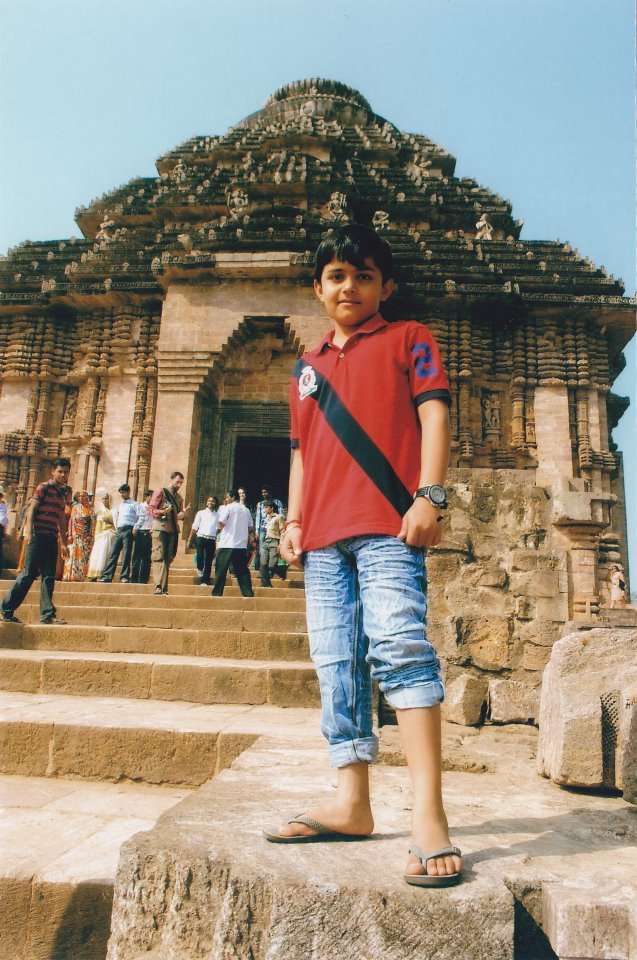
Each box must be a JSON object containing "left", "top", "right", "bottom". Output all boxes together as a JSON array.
[{"left": 0, "top": 77, "right": 634, "bottom": 710}]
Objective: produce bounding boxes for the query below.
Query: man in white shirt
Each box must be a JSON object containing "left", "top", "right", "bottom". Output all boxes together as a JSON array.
[
  {"left": 189, "top": 495, "right": 219, "bottom": 585},
  {"left": 211, "top": 489, "right": 255, "bottom": 597},
  {"left": 100, "top": 484, "right": 139, "bottom": 583}
]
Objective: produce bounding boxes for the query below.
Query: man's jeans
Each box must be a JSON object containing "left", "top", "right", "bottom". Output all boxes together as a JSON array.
[
  {"left": 101, "top": 525, "right": 134, "bottom": 581},
  {"left": 131, "top": 530, "right": 152, "bottom": 583},
  {"left": 1, "top": 533, "right": 58, "bottom": 621},
  {"left": 304, "top": 535, "right": 444, "bottom": 768}
]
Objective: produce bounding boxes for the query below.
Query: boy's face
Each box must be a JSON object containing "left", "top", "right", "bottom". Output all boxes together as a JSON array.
[{"left": 314, "top": 257, "right": 394, "bottom": 331}]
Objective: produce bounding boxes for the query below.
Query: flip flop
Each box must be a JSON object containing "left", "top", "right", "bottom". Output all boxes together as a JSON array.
[
  {"left": 263, "top": 815, "right": 371, "bottom": 844},
  {"left": 404, "top": 844, "right": 463, "bottom": 887}
]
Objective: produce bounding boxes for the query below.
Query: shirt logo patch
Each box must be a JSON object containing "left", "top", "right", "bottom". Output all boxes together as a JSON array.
[
  {"left": 298, "top": 364, "right": 318, "bottom": 400},
  {"left": 411, "top": 343, "right": 438, "bottom": 378}
]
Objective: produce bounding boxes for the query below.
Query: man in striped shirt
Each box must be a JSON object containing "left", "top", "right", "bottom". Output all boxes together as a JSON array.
[{"left": 1, "top": 458, "right": 71, "bottom": 624}]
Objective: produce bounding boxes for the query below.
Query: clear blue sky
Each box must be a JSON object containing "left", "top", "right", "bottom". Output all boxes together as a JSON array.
[{"left": 1, "top": 0, "right": 634, "bottom": 572}]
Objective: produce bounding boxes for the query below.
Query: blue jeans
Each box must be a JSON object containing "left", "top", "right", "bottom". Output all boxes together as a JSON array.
[{"left": 304, "top": 536, "right": 444, "bottom": 768}]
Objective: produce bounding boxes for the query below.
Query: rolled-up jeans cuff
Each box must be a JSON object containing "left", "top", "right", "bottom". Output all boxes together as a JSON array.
[
  {"left": 383, "top": 680, "right": 445, "bottom": 710},
  {"left": 328, "top": 735, "right": 378, "bottom": 768}
]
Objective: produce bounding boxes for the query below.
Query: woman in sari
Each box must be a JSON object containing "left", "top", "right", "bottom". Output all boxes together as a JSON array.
[
  {"left": 86, "top": 490, "right": 115, "bottom": 581},
  {"left": 63, "top": 490, "right": 95, "bottom": 582}
]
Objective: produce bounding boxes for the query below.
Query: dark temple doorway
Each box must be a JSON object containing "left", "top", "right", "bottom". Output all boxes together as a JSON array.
[{"left": 233, "top": 437, "right": 291, "bottom": 508}]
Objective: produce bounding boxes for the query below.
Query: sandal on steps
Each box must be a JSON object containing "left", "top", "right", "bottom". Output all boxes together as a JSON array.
[
  {"left": 404, "top": 844, "right": 463, "bottom": 887},
  {"left": 264, "top": 815, "right": 371, "bottom": 844}
]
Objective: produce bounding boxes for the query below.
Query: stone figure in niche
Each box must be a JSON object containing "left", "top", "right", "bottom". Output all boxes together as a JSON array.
[
  {"left": 475, "top": 214, "right": 493, "bottom": 241},
  {"left": 227, "top": 188, "right": 249, "bottom": 220},
  {"left": 482, "top": 392, "right": 501, "bottom": 439},
  {"left": 300, "top": 100, "right": 316, "bottom": 117},
  {"left": 372, "top": 210, "right": 390, "bottom": 231},
  {"left": 327, "top": 191, "right": 349, "bottom": 221},
  {"left": 171, "top": 159, "right": 187, "bottom": 183},
  {"left": 96, "top": 216, "right": 115, "bottom": 243}
]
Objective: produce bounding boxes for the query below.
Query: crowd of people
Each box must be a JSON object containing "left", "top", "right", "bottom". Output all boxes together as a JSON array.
[{"left": 0, "top": 463, "right": 288, "bottom": 625}]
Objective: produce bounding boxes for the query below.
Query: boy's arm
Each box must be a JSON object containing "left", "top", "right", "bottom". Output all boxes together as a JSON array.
[
  {"left": 279, "top": 447, "right": 303, "bottom": 567},
  {"left": 397, "top": 399, "right": 451, "bottom": 548}
]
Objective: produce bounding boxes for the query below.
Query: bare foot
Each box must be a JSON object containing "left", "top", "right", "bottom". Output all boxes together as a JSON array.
[
  {"left": 405, "top": 809, "right": 462, "bottom": 879},
  {"left": 273, "top": 799, "right": 374, "bottom": 839}
]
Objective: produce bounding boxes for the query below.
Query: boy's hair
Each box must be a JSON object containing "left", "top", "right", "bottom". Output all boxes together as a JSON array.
[
  {"left": 118, "top": 483, "right": 131, "bottom": 494},
  {"left": 226, "top": 489, "right": 238, "bottom": 501},
  {"left": 52, "top": 457, "right": 71, "bottom": 470},
  {"left": 263, "top": 500, "right": 277, "bottom": 512},
  {"left": 314, "top": 223, "right": 394, "bottom": 283},
  {"left": 144, "top": 489, "right": 153, "bottom": 498}
]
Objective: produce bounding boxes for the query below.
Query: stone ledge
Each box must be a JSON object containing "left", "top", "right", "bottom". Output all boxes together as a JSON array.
[{"left": 107, "top": 730, "right": 636, "bottom": 959}]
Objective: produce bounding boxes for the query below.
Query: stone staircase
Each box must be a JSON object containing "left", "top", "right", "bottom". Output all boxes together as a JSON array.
[
  {"left": 1, "top": 563, "right": 635, "bottom": 960},
  {"left": 0, "top": 561, "right": 321, "bottom": 960}
]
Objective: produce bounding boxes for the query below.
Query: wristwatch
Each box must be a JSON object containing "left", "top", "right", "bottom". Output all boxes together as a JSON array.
[{"left": 414, "top": 484, "right": 448, "bottom": 509}]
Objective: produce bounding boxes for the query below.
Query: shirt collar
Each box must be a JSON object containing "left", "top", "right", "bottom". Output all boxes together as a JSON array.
[{"left": 310, "top": 313, "right": 388, "bottom": 356}]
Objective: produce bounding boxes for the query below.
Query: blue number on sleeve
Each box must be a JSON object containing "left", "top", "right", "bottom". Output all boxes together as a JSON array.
[{"left": 411, "top": 342, "right": 438, "bottom": 378}]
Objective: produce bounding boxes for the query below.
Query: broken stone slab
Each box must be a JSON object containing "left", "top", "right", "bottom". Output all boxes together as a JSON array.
[
  {"left": 106, "top": 736, "right": 515, "bottom": 960},
  {"left": 106, "top": 727, "right": 636, "bottom": 960},
  {"left": 542, "top": 880, "right": 637, "bottom": 960},
  {"left": 442, "top": 673, "right": 488, "bottom": 726},
  {"left": 536, "top": 627, "right": 637, "bottom": 800},
  {"left": 488, "top": 678, "right": 540, "bottom": 725}
]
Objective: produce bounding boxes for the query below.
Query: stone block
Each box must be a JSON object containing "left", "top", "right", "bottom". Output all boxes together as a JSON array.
[
  {"left": 510, "top": 570, "right": 560, "bottom": 599},
  {"left": 0, "top": 721, "right": 52, "bottom": 776},
  {"left": 50, "top": 725, "right": 219, "bottom": 785},
  {"left": 536, "top": 628, "right": 637, "bottom": 799},
  {"left": 42, "top": 658, "right": 152, "bottom": 699},
  {"left": 442, "top": 674, "right": 488, "bottom": 726},
  {"left": 0, "top": 656, "right": 42, "bottom": 693},
  {"left": 266, "top": 667, "right": 320, "bottom": 708},
  {"left": 514, "top": 596, "right": 536, "bottom": 621},
  {"left": 23, "top": 880, "right": 114, "bottom": 960},
  {"left": 542, "top": 882, "right": 635, "bottom": 960},
  {"left": 151, "top": 663, "right": 268, "bottom": 705},
  {"left": 429, "top": 618, "right": 468, "bottom": 666},
  {"left": 476, "top": 566, "right": 507, "bottom": 588},
  {"left": 460, "top": 616, "right": 512, "bottom": 670},
  {"left": 488, "top": 679, "right": 539, "bottom": 724}
]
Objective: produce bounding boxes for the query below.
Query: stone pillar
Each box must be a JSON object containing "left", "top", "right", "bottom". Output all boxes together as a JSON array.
[
  {"left": 149, "top": 389, "right": 202, "bottom": 515},
  {"left": 556, "top": 521, "right": 606, "bottom": 619},
  {"left": 534, "top": 384, "right": 573, "bottom": 485}
]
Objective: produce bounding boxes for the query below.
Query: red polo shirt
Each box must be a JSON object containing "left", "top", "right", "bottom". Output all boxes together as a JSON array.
[{"left": 289, "top": 313, "right": 451, "bottom": 552}]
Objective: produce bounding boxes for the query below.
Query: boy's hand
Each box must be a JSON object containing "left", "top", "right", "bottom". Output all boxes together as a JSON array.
[
  {"left": 279, "top": 526, "right": 303, "bottom": 569},
  {"left": 397, "top": 498, "right": 445, "bottom": 548}
]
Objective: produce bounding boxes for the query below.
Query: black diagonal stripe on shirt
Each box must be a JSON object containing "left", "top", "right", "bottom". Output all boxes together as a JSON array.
[{"left": 309, "top": 366, "right": 414, "bottom": 517}]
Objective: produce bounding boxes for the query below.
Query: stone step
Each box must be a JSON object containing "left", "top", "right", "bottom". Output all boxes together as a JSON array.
[
  {"left": 6, "top": 601, "right": 308, "bottom": 631},
  {"left": 0, "top": 774, "right": 190, "bottom": 960},
  {"left": 105, "top": 729, "right": 637, "bottom": 960},
  {"left": 0, "top": 621, "right": 309, "bottom": 661},
  {"left": 1, "top": 574, "right": 305, "bottom": 598},
  {"left": 8, "top": 591, "right": 306, "bottom": 611},
  {"left": 0, "top": 648, "right": 319, "bottom": 708},
  {"left": 0, "top": 691, "right": 320, "bottom": 786}
]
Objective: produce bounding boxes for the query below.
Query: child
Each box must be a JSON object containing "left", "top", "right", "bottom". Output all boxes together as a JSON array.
[{"left": 265, "top": 224, "right": 462, "bottom": 887}]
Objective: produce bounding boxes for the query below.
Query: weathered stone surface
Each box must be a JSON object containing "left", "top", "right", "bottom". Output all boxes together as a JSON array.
[
  {"left": 537, "top": 628, "right": 637, "bottom": 799},
  {"left": 460, "top": 616, "right": 512, "bottom": 670},
  {"left": 105, "top": 730, "right": 637, "bottom": 960},
  {"left": 542, "top": 881, "right": 636, "bottom": 960},
  {"left": 620, "top": 698, "right": 637, "bottom": 804},
  {"left": 443, "top": 673, "right": 488, "bottom": 726},
  {"left": 488, "top": 679, "right": 540, "bottom": 724}
]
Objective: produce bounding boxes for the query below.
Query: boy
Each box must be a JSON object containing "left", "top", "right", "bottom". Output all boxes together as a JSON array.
[
  {"left": 265, "top": 224, "right": 462, "bottom": 887},
  {"left": 1, "top": 458, "right": 71, "bottom": 625},
  {"left": 259, "top": 500, "right": 285, "bottom": 587}
]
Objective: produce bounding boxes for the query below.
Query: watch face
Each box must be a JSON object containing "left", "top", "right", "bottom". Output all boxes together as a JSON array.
[{"left": 428, "top": 484, "right": 446, "bottom": 505}]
